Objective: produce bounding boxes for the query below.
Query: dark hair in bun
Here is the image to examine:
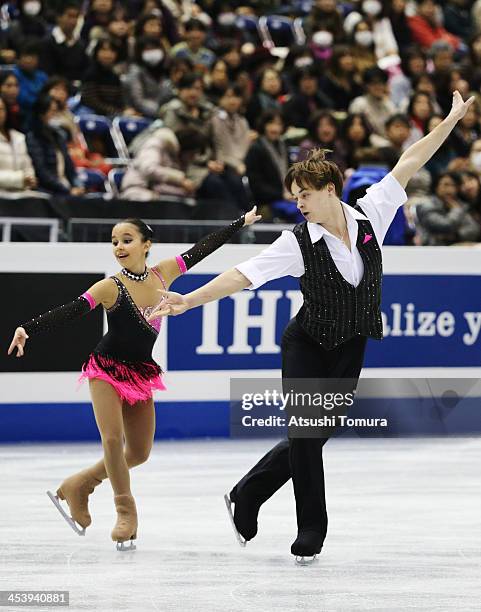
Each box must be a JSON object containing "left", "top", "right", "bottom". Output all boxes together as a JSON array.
[{"left": 121, "top": 218, "right": 153, "bottom": 240}]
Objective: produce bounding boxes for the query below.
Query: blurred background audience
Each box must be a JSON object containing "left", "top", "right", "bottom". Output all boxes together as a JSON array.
[{"left": 0, "top": 0, "right": 479, "bottom": 245}]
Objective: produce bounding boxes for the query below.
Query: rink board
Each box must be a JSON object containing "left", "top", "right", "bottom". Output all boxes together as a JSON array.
[{"left": 1, "top": 243, "right": 481, "bottom": 441}]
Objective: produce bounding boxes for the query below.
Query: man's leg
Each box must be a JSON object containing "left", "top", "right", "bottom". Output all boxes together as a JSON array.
[
  {"left": 229, "top": 439, "right": 290, "bottom": 540},
  {"left": 288, "top": 332, "right": 368, "bottom": 556},
  {"left": 228, "top": 318, "right": 323, "bottom": 540}
]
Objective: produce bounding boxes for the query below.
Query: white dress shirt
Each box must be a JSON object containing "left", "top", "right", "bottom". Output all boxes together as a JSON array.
[{"left": 236, "top": 173, "right": 407, "bottom": 290}]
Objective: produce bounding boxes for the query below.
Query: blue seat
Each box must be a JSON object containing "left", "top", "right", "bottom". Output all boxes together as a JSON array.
[
  {"left": 113, "top": 116, "right": 152, "bottom": 151},
  {"left": 234, "top": 15, "right": 262, "bottom": 46},
  {"left": 67, "top": 93, "right": 82, "bottom": 112},
  {"left": 108, "top": 168, "right": 126, "bottom": 197},
  {"left": 77, "top": 168, "right": 110, "bottom": 195},
  {"left": 288, "top": 146, "right": 300, "bottom": 164},
  {"left": 76, "top": 114, "right": 126, "bottom": 162},
  {"left": 342, "top": 165, "right": 411, "bottom": 245},
  {"left": 258, "top": 16, "right": 297, "bottom": 50},
  {"left": 342, "top": 166, "right": 388, "bottom": 203},
  {"left": 296, "top": 0, "right": 312, "bottom": 16},
  {"left": 0, "top": 3, "right": 18, "bottom": 25}
]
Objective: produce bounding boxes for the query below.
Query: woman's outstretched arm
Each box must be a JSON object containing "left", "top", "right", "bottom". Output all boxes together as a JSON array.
[
  {"left": 7, "top": 278, "right": 116, "bottom": 357},
  {"left": 153, "top": 206, "right": 262, "bottom": 288}
]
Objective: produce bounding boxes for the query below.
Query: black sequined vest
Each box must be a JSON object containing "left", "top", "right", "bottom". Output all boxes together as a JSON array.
[{"left": 293, "top": 206, "right": 383, "bottom": 350}]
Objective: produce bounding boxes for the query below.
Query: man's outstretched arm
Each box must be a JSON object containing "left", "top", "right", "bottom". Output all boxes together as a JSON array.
[
  {"left": 147, "top": 230, "right": 305, "bottom": 319},
  {"left": 185, "top": 268, "right": 251, "bottom": 308},
  {"left": 148, "top": 268, "right": 251, "bottom": 318},
  {"left": 391, "top": 91, "right": 474, "bottom": 189}
]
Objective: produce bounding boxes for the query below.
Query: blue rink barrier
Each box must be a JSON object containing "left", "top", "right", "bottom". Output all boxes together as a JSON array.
[
  {"left": 0, "top": 402, "right": 230, "bottom": 443},
  {"left": 1, "top": 398, "right": 481, "bottom": 442},
  {"left": 2, "top": 245, "right": 481, "bottom": 442}
]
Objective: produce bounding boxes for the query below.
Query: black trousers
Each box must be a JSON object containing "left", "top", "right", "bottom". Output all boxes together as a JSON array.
[{"left": 231, "top": 318, "right": 367, "bottom": 539}]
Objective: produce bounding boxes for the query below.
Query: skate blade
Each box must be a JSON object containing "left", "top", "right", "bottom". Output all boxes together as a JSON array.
[
  {"left": 116, "top": 540, "right": 136, "bottom": 552},
  {"left": 295, "top": 554, "right": 318, "bottom": 566},
  {"left": 223, "top": 494, "right": 246, "bottom": 548},
  {"left": 46, "top": 490, "right": 86, "bottom": 536}
]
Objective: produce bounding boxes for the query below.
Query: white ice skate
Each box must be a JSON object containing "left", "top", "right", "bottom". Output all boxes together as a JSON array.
[
  {"left": 223, "top": 493, "right": 246, "bottom": 548},
  {"left": 295, "top": 554, "right": 319, "bottom": 566},
  {"left": 46, "top": 490, "right": 86, "bottom": 536}
]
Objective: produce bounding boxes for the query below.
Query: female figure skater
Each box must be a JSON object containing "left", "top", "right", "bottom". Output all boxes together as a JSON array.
[
  {"left": 7, "top": 208, "right": 261, "bottom": 551},
  {"left": 147, "top": 91, "right": 474, "bottom": 563}
]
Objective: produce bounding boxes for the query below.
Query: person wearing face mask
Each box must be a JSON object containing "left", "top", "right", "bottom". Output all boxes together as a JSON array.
[
  {"left": 361, "top": 0, "right": 399, "bottom": 60},
  {"left": 304, "top": 0, "right": 344, "bottom": 43},
  {"left": 0, "top": 0, "right": 47, "bottom": 63},
  {"left": 309, "top": 30, "right": 334, "bottom": 62},
  {"left": 350, "top": 20, "right": 377, "bottom": 77},
  {"left": 124, "top": 36, "right": 175, "bottom": 119}
]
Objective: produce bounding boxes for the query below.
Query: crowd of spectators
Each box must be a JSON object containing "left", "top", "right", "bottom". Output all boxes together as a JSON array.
[{"left": 1, "top": 0, "right": 481, "bottom": 245}]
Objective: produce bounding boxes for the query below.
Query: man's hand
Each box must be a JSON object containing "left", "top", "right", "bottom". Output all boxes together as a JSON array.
[
  {"left": 243, "top": 205, "right": 262, "bottom": 226},
  {"left": 147, "top": 291, "right": 190, "bottom": 320},
  {"left": 8, "top": 327, "right": 29, "bottom": 357},
  {"left": 448, "top": 90, "right": 475, "bottom": 123}
]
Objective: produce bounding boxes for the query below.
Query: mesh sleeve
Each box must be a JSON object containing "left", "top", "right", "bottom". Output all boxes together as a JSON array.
[
  {"left": 21, "top": 296, "right": 93, "bottom": 337},
  {"left": 180, "top": 215, "right": 245, "bottom": 271}
]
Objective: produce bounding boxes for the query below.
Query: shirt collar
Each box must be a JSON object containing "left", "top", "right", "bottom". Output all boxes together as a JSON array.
[{"left": 307, "top": 202, "right": 368, "bottom": 244}]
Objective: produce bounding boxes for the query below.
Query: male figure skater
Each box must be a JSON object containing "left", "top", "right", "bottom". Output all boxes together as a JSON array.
[{"left": 149, "top": 92, "right": 474, "bottom": 562}]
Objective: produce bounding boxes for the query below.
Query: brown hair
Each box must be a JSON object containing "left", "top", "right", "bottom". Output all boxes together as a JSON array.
[{"left": 284, "top": 148, "right": 344, "bottom": 197}]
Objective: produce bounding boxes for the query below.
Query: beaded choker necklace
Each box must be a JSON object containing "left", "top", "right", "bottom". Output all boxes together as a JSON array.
[{"left": 121, "top": 266, "right": 149, "bottom": 282}]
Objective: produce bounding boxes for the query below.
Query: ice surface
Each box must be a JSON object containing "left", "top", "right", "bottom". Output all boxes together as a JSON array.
[{"left": 1, "top": 437, "right": 480, "bottom": 612}]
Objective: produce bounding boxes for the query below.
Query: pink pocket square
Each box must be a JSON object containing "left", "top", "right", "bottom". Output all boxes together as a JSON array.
[{"left": 363, "top": 234, "right": 372, "bottom": 244}]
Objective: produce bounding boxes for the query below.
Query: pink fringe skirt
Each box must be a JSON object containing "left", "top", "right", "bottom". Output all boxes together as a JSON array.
[{"left": 78, "top": 352, "right": 166, "bottom": 406}]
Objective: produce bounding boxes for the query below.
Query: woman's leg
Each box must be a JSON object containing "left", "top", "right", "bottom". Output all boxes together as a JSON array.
[
  {"left": 86, "top": 396, "right": 156, "bottom": 481},
  {"left": 89, "top": 378, "right": 130, "bottom": 495},
  {"left": 56, "top": 386, "right": 155, "bottom": 531}
]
